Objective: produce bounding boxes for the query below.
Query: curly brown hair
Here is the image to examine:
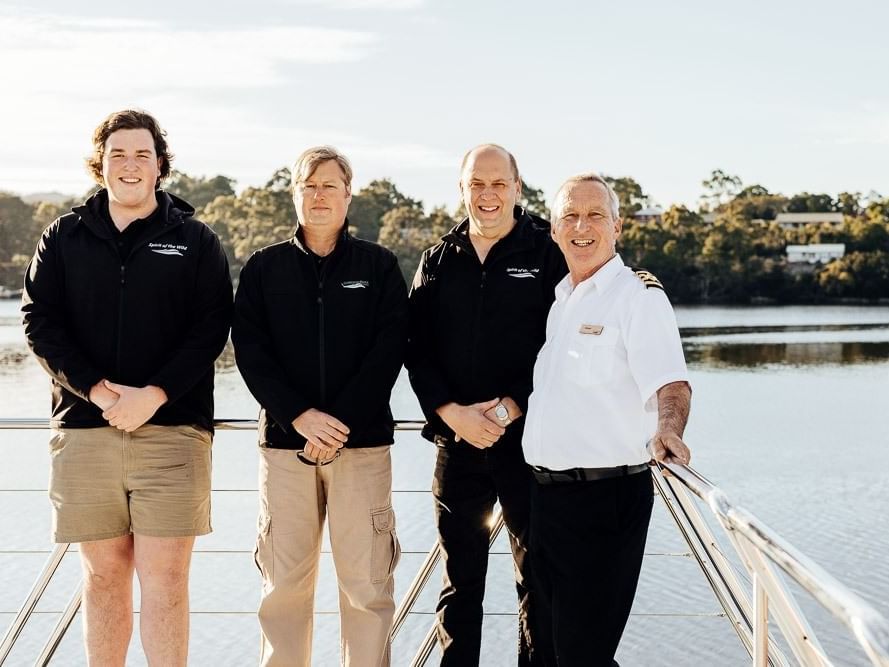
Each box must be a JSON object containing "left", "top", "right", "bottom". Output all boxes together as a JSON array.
[{"left": 85, "top": 110, "right": 174, "bottom": 188}]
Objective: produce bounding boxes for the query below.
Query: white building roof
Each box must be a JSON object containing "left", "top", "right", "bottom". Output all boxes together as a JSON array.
[{"left": 776, "top": 212, "right": 844, "bottom": 224}]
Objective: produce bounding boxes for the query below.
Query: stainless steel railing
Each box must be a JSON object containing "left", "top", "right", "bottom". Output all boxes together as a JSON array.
[
  {"left": 652, "top": 462, "right": 889, "bottom": 667},
  {"left": 2, "top": 418, "right": 889, "bottom": 666}
]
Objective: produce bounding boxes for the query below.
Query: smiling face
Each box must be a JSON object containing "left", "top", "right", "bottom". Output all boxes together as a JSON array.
[
  {"left": 459, "top": 146, "right": 521, "bottom": 239},
  {"left": 293, "top": 159, "right": 351, "bottom": 231},
  {"left": 101, "top": 128, "right": 161, "bottom": 215},
  {"left": 552, "top": 180, "right": 623, "bottom": 285}
]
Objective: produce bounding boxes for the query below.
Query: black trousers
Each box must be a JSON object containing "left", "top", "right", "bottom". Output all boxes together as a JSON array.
[
  {"left": 530, "top": 468, "right": 653, "bottom": 667},
  {"left": 433, "top": 441, "right": 550, "bottom": 666}
]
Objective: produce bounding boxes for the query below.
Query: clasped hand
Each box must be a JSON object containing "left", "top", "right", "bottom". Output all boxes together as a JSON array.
[
  {"left": 91, "top": 380, "right": 168, "bottom": 432},
  {"left": 292, "top": 408, "right": 349, "bottom": 463},
  {"left": 438, "top": 399, "right": 505, "bottom": 449}
]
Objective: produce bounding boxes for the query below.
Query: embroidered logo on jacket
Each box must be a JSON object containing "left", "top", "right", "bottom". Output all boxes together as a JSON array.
[
  {"left": 341, "top": 280, "right": 369, "bottom": 289},
  {"left": 506, "top": 267, "right": 538, "bottom": 279},
  {"left": 149, "top": 242, "right": 187, "bottom": 257}
]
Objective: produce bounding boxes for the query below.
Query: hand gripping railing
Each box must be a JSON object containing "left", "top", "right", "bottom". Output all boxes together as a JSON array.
[{"left": 652, "top": 461, "right": 889, "bottom": 667}]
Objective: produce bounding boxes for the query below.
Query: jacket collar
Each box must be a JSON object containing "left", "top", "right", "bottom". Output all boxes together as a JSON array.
[
  {"left": 441, "top": 206, "right": 549, "bottom": 257},
  {"left": 72, "top": 189, "right": 195, "bottom": 239},
  {"left": 291, "top": 219, "right": 351, "bottom": 258}
]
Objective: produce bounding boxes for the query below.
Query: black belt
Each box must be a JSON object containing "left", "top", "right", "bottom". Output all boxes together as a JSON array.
[{"left": 531, "top": 463, "right": 649, "bottom": 484}]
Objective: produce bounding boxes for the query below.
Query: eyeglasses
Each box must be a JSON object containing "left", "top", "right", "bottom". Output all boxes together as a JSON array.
[{"left": 296, "top": 448, "right": 342, "bottom": 467}]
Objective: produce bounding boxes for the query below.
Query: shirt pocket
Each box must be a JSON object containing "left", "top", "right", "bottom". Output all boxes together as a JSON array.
[{"left": 564, "top": 326, "right": 619, "bottom": 386}]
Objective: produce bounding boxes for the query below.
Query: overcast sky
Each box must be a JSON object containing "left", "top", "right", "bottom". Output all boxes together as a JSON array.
[{"left": 1, "top": 0, "right": 887, "bottom": 211}]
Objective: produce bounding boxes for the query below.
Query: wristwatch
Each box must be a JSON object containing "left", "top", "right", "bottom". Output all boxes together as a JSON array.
[{"left": 494, "top": 402, "right": 512, "bottom": 426}]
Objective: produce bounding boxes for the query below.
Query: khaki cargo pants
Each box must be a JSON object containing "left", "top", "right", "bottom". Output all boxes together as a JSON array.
[{"left": 255, "top": 445, "right": 400, "bottom": 667}]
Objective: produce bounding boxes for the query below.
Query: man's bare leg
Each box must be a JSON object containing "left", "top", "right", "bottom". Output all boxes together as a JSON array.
[
  {"left": 134, "top": 535, "right": 195, "bottom": 667},
  {"left": 79, "top": 535, "right": 135, "bottom": 667}
]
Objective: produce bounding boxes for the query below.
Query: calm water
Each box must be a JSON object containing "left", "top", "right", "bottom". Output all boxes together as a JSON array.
[{"left": 1, "top": 300, "right": 887, "bottom": 666}]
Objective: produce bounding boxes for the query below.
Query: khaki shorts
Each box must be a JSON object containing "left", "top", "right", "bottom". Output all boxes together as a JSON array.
[{"left": 48, "top": 424, "right": 212, "bottom": 543}]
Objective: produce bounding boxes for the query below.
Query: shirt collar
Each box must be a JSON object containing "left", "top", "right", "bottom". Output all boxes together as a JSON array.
[{"left": 555, "top": 253, "right": 625, "bottom": 302}]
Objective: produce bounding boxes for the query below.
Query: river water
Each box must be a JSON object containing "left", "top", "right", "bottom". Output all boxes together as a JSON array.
[{"left": 1, "top": 300, "right": 887, "bottom": 666}]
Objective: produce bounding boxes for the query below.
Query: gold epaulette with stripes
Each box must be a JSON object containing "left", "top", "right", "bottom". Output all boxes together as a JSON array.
[{"left": 630, "top": 267, "right": 664, "bottom": 291}]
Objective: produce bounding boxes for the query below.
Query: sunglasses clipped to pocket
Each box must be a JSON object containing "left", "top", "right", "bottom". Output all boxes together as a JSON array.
[{"left": 296, "top": 448, "right": 342, "bottom": 467}]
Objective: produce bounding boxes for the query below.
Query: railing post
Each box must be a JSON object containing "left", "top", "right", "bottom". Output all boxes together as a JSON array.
[
  {"left": 391, "top": 540, "right": 443, "bottom": 642},
  {"left": 753, "top": 572, "right": 768, "bottom": 667},
  {"left": 408, "top": 510, "right": 505, "bottom": 666},
  {"left": 34, "top": 583, "right": 82, "bottom": 667},
  {"left": 0, "top": 543, "right": 71, "bottom": 665}
]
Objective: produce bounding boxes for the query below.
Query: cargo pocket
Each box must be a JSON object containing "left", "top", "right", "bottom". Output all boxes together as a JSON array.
[
  {"left": 370, "top": 505, "right": 400, "bottom": 584},
  {"left": 48, "top": 430, "right": 67, "bottom": 456},
  {"left": 254, "top": 513, "right": 274, "bottom": 585}
]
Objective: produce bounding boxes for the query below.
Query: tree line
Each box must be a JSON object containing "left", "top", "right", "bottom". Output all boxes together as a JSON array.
[{"left": 1, "top": 169, "right": 887, "bottom": 303}]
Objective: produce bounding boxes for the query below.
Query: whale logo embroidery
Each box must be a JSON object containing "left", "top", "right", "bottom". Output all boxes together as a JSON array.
[{"left": 151, "top": 248, "right": 184, "bottom": 256}]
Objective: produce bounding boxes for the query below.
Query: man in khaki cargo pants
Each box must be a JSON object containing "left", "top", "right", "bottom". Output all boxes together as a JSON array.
[{"left": 233, "top": 145, "right": 408, "bottom": 666}]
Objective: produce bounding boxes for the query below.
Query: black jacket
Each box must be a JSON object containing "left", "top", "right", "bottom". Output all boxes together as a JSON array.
[
  {"left": 232, "top": 226, "right": 408, "bottom": 449},
  {"left": 407, "top": 207, "right": 567, "bottom": 446},
  {"left": 21, "top": 190, "right": 233, "bottom": 432}
]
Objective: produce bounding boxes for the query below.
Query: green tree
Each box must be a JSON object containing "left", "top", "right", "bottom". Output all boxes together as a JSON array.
[
  {"left": 166, "top": 170, "right": 237, "bottom": 210},
  {"left": 836, "top": 192, "right": 862, "bottom": 217},
  {"left": 519, "top": 182, "right": 549, "bottom": 219},
  {"left": 201, "top": 178, "right": 295, "bottom": 277},
  {"left": 726, "top": 185, "right": 787, "bottom": 222},
  {"left": 700, "top": 169, "right": 742, "bottom": 211},
  {"left": 0, "top": 193, "right": 38, "bottom": 288},
  {"left": 817, "top": 251, "right": 889, "bottom": 299},
  {"left": 865, "top": 196, "right": 889, "bottom": 225},
  {"left": 348, "top": 179, "right": 422, "bottom": 242},
  {"left": 846, "top": 218, "right": 889, "bottom": 252},
  {"left": 378, "top": 205, "right": 454, "bottom": 281},
  {"left": 620, "top": 205, "right": 704, "bottom": 302},
  {"left": 786, "top": 192, "right": 835, "bottom": 213},
  {"left": 603, "top": 176, "right": 648, "bottom": 220}
]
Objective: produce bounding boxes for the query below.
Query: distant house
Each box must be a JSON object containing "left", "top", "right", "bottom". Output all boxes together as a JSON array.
[
  {"left": 785, "top": 243, "right": 845, "bottom": 264},
  {"left": 632, "top": 207, "right": 664, "bottom": 224},
  {"left": 774, "top": 212, "right": 844, "bottom": 229},
  {"left": 701, "top": 212, "right": 845, "bottom": 228}
]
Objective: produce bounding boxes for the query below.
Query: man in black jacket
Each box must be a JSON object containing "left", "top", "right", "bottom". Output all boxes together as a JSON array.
[
  {"left": 407, "top": 144, "right": 566, "bottom": 665},
  {"left": 21, "top": 109, "right": 233, "bottom": 666},
  {"left": 232, "top": 146, "right": 407, "bottom": 667}
]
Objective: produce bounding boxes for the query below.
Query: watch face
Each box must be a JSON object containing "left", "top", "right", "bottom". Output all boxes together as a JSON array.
[{"left": 495, "top": 404, "right": 508, "bottom": 420}]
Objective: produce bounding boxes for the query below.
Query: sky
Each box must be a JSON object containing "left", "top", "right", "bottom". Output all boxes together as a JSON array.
[{"left": 1, "top": 0, "right": 887, "bottom": 212}]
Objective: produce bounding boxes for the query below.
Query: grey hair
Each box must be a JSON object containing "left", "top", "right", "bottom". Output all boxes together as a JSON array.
[{"left": 551, "top": 173, "right": 620, "bottom": 221}]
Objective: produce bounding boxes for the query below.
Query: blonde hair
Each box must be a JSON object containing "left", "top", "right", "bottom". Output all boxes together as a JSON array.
[{"left": 291, "top": 146, "right": 353, "bottom": 193}]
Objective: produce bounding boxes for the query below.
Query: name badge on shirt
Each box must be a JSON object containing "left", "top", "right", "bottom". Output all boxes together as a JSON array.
[{"left": 579, "top": 324, "right": 604, "bottom": 335}]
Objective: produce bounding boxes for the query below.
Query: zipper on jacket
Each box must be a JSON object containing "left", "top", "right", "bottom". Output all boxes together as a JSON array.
[
  {"left": 318, "top": 280, "right": 325, "bottom": 404},
  {"left": 116, "top": 264, "right": 126, "bottom": 376},
  {"left": 470, "top": 266, "right": 487, "bottom": 391}
]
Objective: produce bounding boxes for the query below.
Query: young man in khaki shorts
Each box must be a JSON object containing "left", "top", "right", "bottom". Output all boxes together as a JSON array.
[{"left": 22, "top": 109, "right": 233, "bottom": 666}]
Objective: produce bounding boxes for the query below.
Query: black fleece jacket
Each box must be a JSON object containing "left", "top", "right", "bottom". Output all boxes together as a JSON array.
[
  {"left": 406, "top": 207, "right": 567, "bottom": 447},
  {"left": 21, "top": 190, "right": 233, "bottom": 432},
  {"left": 232, "top": 226, "right": 408, "bottom": 450}
]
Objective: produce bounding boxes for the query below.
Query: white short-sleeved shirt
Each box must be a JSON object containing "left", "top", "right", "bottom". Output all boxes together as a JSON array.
[{"left": 522, "top": 254, "right": 689, "bottom": 469}]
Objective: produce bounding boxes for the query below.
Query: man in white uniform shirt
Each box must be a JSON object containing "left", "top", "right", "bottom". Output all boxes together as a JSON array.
[{"left": 522, "top": 173, "right": 692, "bottom": 666}]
